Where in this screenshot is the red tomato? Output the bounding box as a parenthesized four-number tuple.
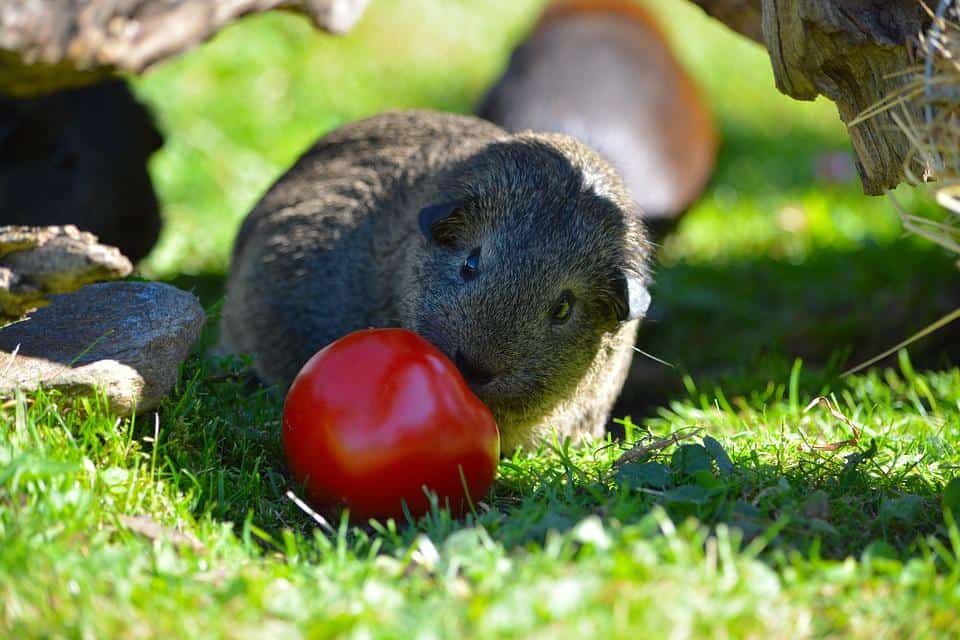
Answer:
(282, 328, 500, 520)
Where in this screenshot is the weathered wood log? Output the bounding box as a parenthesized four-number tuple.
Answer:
(0, 0, 370, 97)
(689, 0, 930, 195)
(763, 0, 928, 195)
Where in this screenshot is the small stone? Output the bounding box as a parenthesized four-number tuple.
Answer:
(0, 225, 133, 319)
(0, 281, 204, 415)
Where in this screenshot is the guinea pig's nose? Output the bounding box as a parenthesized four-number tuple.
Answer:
(454, 350, 496, 387)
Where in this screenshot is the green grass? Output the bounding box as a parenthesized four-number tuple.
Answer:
(5, 0, 960, 637)
(5, 362, 960, 637)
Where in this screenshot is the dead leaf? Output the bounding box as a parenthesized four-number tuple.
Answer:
(120, 514, 206, 553)
(614, 427, 702, 468)
(802, 396, 862, 451)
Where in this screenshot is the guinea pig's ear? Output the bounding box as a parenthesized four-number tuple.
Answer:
(611, 273, 651, 322)
(419, 201, 467, 246)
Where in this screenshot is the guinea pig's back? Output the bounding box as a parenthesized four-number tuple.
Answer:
(221, 111, 505, 387)
(477, 1, 716, 226)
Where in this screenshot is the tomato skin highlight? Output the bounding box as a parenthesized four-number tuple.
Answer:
(282, 328, 500, 520)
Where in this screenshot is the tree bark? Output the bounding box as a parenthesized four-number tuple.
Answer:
(689, 0, 929, 195)
(0, 0, 370, 97)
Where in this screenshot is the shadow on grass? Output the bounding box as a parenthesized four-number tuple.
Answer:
(158, 351, 954, 564)
(150, 236, 959, 563)
(489, 437, 949, 562)
(614, 238, 960, 421)
(711, 119, 853, 192)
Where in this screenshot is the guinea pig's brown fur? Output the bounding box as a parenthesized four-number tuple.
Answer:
(477, 0, 716, 234)
(221, 110, 653, 453)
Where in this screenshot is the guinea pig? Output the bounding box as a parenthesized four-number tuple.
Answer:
(221, 110, 652, 453)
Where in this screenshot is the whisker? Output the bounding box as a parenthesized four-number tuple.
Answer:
(631, 347, 675, 368)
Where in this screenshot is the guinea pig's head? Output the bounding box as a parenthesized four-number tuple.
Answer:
(409, 134, 652, 446)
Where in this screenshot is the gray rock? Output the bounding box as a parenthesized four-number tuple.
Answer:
(0, 225, 133, 319)
(0, 281, 205, 415)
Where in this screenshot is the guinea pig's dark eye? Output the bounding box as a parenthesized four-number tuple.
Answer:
(461, 247, 481, 281)
(550, 290, 575, 324)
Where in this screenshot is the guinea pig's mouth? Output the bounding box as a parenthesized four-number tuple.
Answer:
(453, 350, 499, 389)
(451, 350, 529, 406)
(464, 374, 549, 425)
(412, 324, 537, 413)
(450, 359, 504, 405)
